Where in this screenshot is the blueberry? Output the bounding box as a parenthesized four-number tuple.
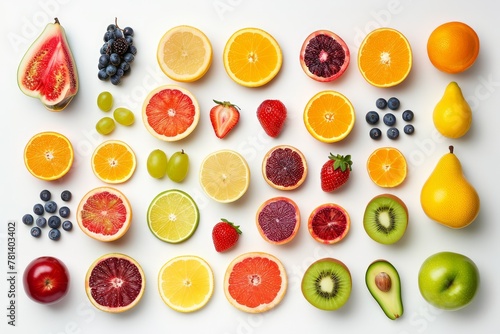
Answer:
(402, 110, 414, 122)
(128, 45, 137, 55)
(59, 206, 70, 218)
(48, 229, 61, 241)
(33, 203, 44, 216)
(123, 26, 134, 37)
(110, 53, 121, 66)
(404, 124, 415, 135)
(369, 128, 382, 140)
(387, 127, 400, 139)
(61, 190, 72, 202)
(376, 98, 387, 109)
(30, 227, 42, 238)
(48, 215, 61, 229)
(62, 220, 73, 231)
(105, 65, 117, 76)
(36, 216, 47, 228)
(365, 111, 379, 125)
(123, 53, 134, 63)
(22, 214, 34, 225)
(383, 113, 396, 126)
(45, 201, 57, 213)
(40, 189, 51, 201)
(110, 74, 121, 85)
(98, 69, 109, 81)
(387, 97, 400, 110)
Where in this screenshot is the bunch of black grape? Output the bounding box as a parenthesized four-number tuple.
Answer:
(98, 19, 137, 85)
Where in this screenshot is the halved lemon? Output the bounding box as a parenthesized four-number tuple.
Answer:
(157, 25, 213, 82)
(158, 255, 214, 313)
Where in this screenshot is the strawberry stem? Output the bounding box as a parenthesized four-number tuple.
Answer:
(213, 99, 240, 110)
(328, 153, 353, 172)
(221, 218, 242, 234)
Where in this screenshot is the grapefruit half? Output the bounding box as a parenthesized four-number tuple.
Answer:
(224, 252, 287, 313)
(142, 85, 200, 141)
(77, 187, 132, 242)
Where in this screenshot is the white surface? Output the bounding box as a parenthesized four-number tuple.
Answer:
(1, 0, 499, 333)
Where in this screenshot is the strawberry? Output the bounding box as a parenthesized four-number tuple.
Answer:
(212, 218, 242, 252)
(320, 153, 353, 192)
(210, 100, 240, 138)
(256, 99, 287, 137)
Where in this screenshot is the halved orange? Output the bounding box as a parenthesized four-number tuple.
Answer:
(366, 147, 407, 188)
(223, 27, 282, 87)
(303, 90, 355, 143)
(77, 187, 132, 242)
(358, 28, 412, 87)
(224, 252, 287, 313)
(262, 145, 307, 190)
(91, 140, 136, 184)
(24, 131, 73, 181)
(142, 85, 200, 141)
(157, 25, 213, 82)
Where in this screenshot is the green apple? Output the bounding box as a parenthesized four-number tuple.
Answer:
(418, 251, 479, 310)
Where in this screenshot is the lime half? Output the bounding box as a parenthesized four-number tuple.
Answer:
(147, 189, 199, 243)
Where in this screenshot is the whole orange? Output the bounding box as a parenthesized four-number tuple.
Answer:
(427, 21, 479, 74)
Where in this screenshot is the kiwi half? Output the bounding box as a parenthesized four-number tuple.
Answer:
(363, 194, 408, 245)
(301, 258, 352, 310)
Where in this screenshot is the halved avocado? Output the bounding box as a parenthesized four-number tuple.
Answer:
(366, 259, 403, 320)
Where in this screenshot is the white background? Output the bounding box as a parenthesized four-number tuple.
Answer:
(2, 0, 500, 333)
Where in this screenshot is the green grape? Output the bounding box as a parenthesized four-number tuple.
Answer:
(166, 150, 189, 182)
(113, 107, 135, 126)
(147, 149, 168, 179)
(97, 91, 113, 112)
(96, 117, 115, 135)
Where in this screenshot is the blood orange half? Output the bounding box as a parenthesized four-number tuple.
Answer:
(262, 145, 307, 190)
(142, 85, 200, 141)
(300, 30, 350, 82)
(85, 253, 145, 313)
(308, 203, 350, 244)
(224, 252, 287, 313)
(256, 197, 300, 245)
(77, 187, 132, 242)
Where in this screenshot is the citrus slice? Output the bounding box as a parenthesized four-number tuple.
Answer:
(23, 131, 73, 181)
(157, 25, 213, 82)
(147, 189, 199, 243)
(358, 28, 412, 87)
(85, 253, 145, 313)
(158, 255, 214, 313)
(91, 140, 136, 184)
(300, 30, 350, 82)
(77, 186, 132, 242)
(199, 149, 250, 203)
(427, 21, 479, 74)
(223, 27, 282, 87)
(224, 252, 287, 313)
(262, 145, 307, 190)
(303, 90, 355, 143)
(142, 85, 200, 141)
(308, 203, 350, 244)
(256, 197, 300, 245)
(366, 147, 407, 188)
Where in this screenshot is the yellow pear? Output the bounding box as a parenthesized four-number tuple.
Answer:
(433, 81, 472, 138)
(420, 146, 480, 228)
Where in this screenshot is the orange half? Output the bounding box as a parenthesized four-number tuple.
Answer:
(303, 90, 355, 143)
(24, 131, 74, 181)
(366, 147, 407, 187)
(358, 28, 412, 87)
(223, 27, 282, 87)
(91, 140, 136, 184)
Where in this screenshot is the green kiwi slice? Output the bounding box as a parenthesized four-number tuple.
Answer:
(363, 194, 408, 245)
(301, 258, 352, 310)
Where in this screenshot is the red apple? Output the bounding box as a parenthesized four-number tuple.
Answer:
(23, 256, 70, 304)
